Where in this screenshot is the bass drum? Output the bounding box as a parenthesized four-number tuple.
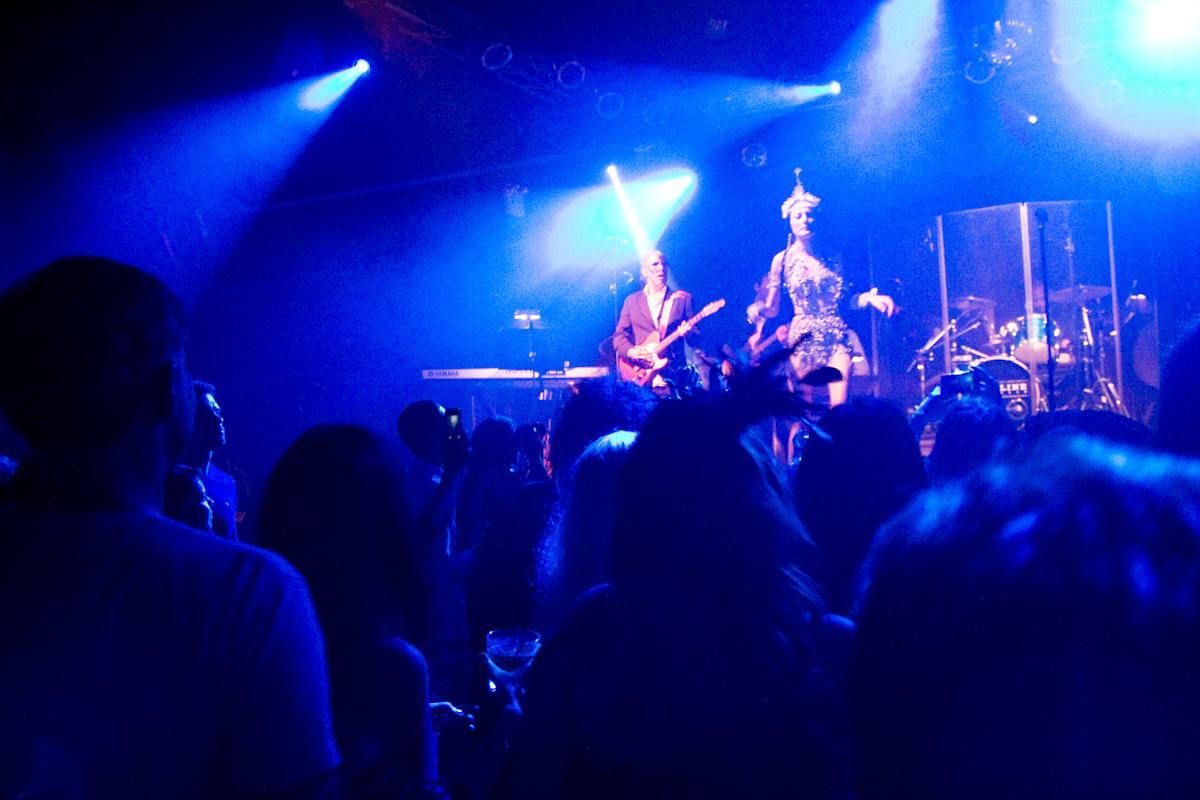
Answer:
(973, 357, 1033, 421)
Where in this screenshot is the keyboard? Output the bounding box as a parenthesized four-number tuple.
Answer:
(421, 366, 609, 381)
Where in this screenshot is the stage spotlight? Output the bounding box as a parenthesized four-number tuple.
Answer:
(1055, 0, 1200, 140)
(1027, 114, 1039, 124)
(596, 92, 625, 120)
(556, 60, 586, 89)
(741, 142, 768, 169)
(857, 0, 941, 117)
(775, 84, 835, 105)
(606, 166, 651, 256)
(828, 80, 842, 96)
(1142, 0, 1200, 47)
(964, 55, 997, 85)
(547, 167, 698, 272)
(299, 61, 371, 111)
(1050, 36, 1084, 66)
(482, 42, 513, 71)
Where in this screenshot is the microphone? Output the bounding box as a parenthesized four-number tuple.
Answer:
(1034, 208, 1049, 226)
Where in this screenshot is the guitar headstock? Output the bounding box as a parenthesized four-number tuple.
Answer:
(701, 298, 726, 317)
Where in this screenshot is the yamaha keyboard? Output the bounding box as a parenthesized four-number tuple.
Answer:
(421, 366, 609, 382)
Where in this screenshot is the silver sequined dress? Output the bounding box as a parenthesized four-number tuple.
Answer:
(767, 244, 851, 375)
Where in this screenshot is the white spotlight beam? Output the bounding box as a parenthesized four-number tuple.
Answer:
(606, 167, 652, 256)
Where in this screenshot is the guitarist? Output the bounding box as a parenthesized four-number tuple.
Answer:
(613, 250, 699, 391)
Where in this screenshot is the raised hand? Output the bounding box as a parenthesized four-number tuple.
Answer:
(862, 288, 899, 317)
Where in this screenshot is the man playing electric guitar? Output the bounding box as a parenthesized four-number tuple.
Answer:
(613, 250, 700, 392)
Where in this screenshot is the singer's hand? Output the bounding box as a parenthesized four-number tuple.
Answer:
(862, 289, 898, 317)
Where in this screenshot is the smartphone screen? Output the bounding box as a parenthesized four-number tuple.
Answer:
(446, 408, 462, 436)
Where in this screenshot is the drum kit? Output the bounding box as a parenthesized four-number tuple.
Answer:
(910, 285, 1126, 420)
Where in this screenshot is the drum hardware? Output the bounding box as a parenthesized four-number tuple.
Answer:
(951, 295, 998, 313)
(907, 317, 956, 398)
(1033, 208, 1059, 412)
(1073, 303, 1128, 414)
(908, 303, 1005, 400)
(1048, 284, 1112, 305)
(999, 314, 1069, 367)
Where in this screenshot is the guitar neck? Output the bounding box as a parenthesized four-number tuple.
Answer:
(651, 299, 725, 355)
(654, 321, 691, 354)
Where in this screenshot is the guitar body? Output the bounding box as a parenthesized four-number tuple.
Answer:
(617, 298, 726, 386)
(618, 331, 669, 386)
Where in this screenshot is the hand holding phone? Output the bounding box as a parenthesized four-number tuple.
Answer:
(443, 407, 469, 474)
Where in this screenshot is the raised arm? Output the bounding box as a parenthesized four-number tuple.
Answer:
(748, 252, 785, 324)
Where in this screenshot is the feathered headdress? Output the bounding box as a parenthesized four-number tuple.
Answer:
(780, 167, 820, 219)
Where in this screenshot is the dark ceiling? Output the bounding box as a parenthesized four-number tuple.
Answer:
(0, 1, 890, 178)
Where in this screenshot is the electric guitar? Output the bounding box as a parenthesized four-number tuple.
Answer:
(618, 298, 726, 386)
(748, 323, 791, 364)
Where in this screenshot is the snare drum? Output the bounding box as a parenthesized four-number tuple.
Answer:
(973, 357, 1033, 421)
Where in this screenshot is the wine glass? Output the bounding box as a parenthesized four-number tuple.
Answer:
(485, 628, 541, 711)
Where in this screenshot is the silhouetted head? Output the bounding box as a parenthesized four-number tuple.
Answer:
(470, 416, 517, 472)
(191, 380, 226, 452)
(854, 439, 1200, 799)
(0, 256, 192, 454)
(537, 430, 636, 630)
(927, 395, 1017, 484)
(396, 399, 448, 467)
(1026, 408, 1151, 450)
(260, 424, 428, 640)
(612, 397, 822, 632)
(794, 396, 926, 614)
(549, 379, 656, 476)
(164, 465, 213, 533)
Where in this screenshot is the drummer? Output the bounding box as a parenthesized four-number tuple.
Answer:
(951, 295, 1002, 362)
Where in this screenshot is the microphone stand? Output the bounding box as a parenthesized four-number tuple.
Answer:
(1035, 207, 1056, 412)
(602, 237, 627, 331)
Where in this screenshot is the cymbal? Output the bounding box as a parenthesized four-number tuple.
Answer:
(952, 295, 996, 312)
(1049, 284, 1111, 304)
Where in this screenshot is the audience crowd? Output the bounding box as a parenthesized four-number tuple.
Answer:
(2, 254, 1199, 798)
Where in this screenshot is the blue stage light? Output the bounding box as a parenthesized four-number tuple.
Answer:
(1141, 0, 1200, 48)
(828, 80, 842, 96)
(299, 63, 370, 112)
(1053, 0, 1200, 141)
(547, 167, 699, 272)
(862, 0, 941, 110)
(606, 166, 651, 255)
(775, 84, 833, 105)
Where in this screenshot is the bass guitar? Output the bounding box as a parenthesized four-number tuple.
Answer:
(618, 298, 725, 386)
